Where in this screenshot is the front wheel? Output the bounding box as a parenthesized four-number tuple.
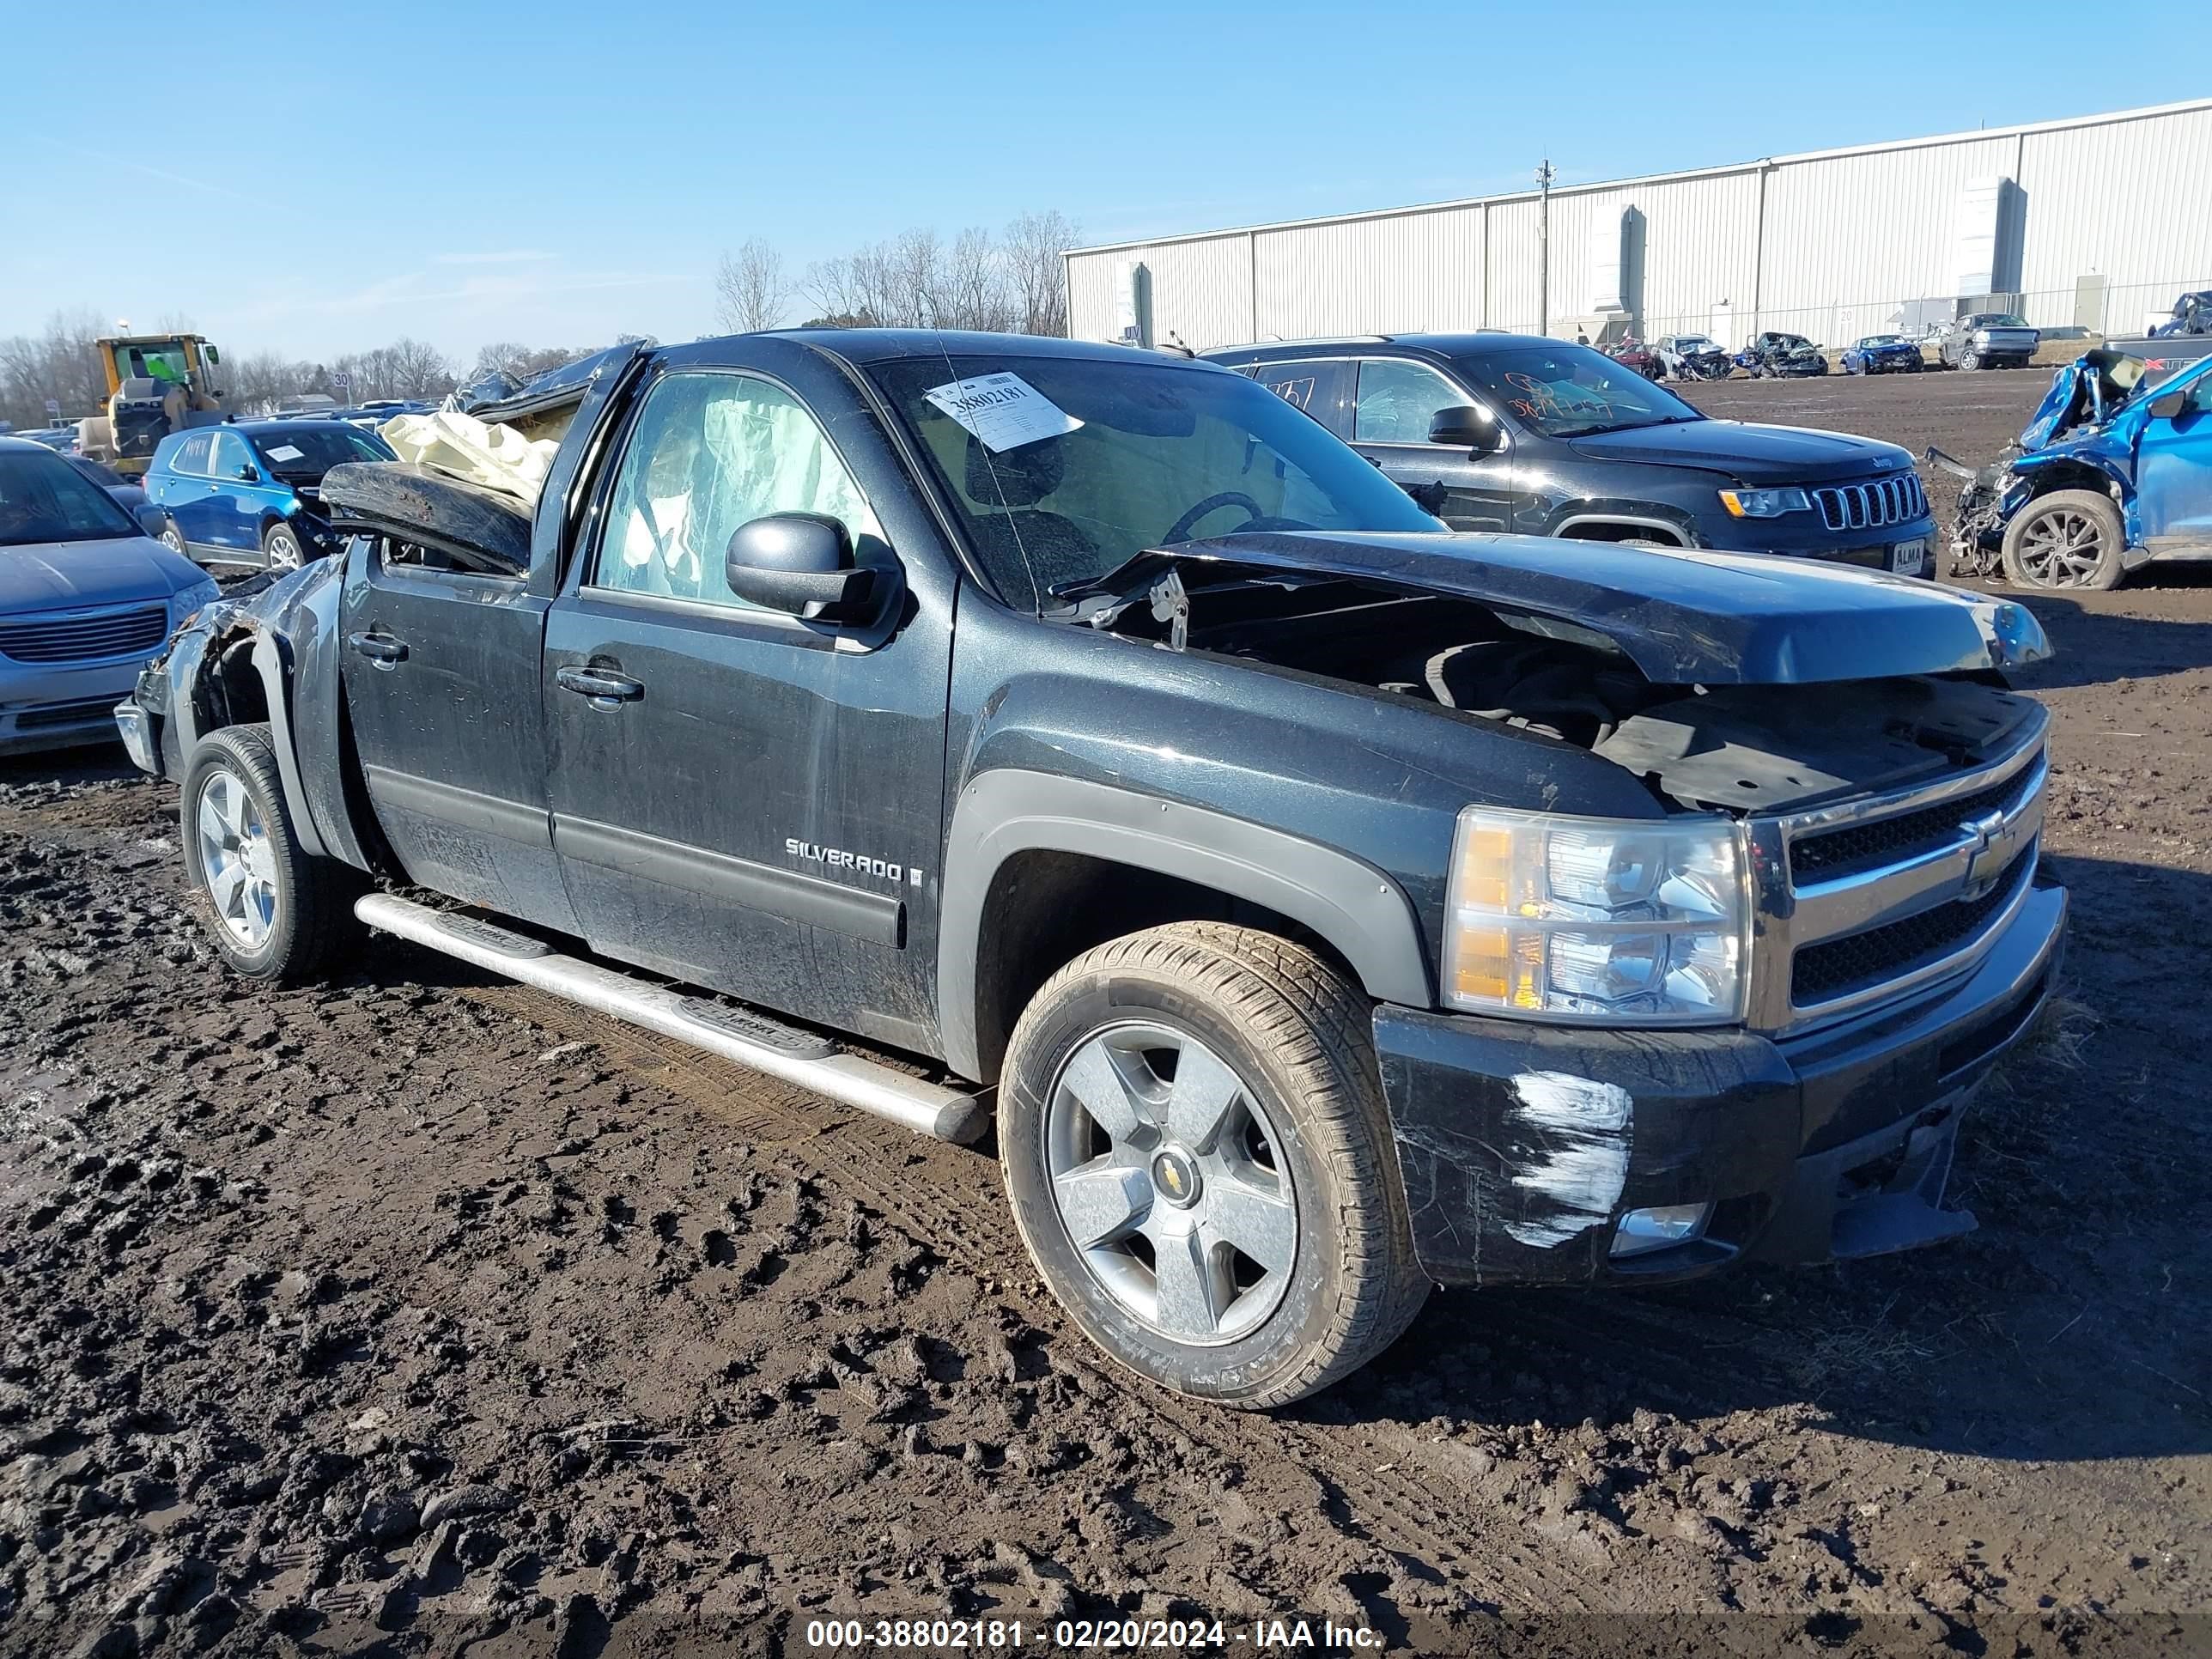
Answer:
(156, 516, 189, 559)
(2002, 489, 2124, 590)
(999, 922, 1428, 1409)
(182, 723, 362, 980)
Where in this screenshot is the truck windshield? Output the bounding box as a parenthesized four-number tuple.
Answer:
(0, 448, 139, 547)
(870, 353, 1438, 608)
(1447, 343, 1703, 439)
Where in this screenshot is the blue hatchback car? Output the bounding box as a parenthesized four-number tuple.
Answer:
(145, 419, 396, 569)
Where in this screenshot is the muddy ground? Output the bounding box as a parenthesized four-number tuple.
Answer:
(1, 369, 2206, 1658)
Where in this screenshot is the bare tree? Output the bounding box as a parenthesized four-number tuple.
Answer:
(1003, 209, 1076, 337)
(383, 337, 457, 398)
(714, 239, 792, 334)
(0, 310, 111, 431)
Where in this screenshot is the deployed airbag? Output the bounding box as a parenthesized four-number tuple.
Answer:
(376, 410, 561, 505)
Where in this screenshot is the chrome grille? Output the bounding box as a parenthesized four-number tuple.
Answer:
(1813, 473, 1927, 534)
(1747, 718, 2048, 1032)
(0, 604, 167, 665)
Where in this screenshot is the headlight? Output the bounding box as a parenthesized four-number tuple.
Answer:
(1443, 807, 1750, 1026)
(1972, 329, 1992, 344)
(170, 577, 220, 626)
(1717, 487, 1810, 518)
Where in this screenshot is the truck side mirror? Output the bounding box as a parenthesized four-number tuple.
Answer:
(1429, 405, 1503, 453)
(2148, 390, 2188, 421)
(724, 513, 884, 621)
(235, 462, 259, 482)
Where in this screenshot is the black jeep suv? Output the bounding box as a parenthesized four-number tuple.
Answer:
(1205, 333, 1933, 577)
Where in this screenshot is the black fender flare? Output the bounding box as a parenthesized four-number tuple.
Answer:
(936, 769, 1431, 1081)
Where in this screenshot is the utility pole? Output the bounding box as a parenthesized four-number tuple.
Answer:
(1535, 159, 1556, 337)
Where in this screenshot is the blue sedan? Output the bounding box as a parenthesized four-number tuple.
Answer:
(1842, 334, 1926, 375)
(145, 418, 396, 569)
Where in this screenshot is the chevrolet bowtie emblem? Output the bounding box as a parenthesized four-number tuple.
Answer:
(1960, 809, 2011, 895)
(1160, 1164, 1183, 1194)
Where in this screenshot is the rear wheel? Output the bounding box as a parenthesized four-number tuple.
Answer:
(2002, 488, 2124, 591)
(182, 723, 362, 980)
(999, 922, 1428, 1408)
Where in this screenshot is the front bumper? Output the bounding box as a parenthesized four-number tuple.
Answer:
(1375, 879, 2066, 1286)
(0, 659, 146, 757)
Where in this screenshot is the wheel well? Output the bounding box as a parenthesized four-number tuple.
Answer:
(198, 631, 270, 731)
(1553, 517, 1689, 546)
(969, 849, 1357, 1084)
(2021, 462, 2120, 507)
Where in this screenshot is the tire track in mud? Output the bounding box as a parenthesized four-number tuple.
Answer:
(455, 980, 1611, 1617)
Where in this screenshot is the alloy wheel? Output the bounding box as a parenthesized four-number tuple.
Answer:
(1042, 1021, 1297, 1346)
(160, 526, 186, 556)
(196, 767, 278, 949)
(266, 528, 303, 570)
(2015, 506, 2107, 587)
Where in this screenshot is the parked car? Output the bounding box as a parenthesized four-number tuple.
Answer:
(1654, 333, 1731, 380)
(1932, 344, 2212, 588)
(118, 330, 2063, 1407)
(0, 435, 217, 755)
(2149, 290, 2212, 338)
(1938, 313, 2039, 371)
(1841, 334, 1926, 375)
(11, 426, 79, 453)
(1600, 337, 1662, 380)
(145, 419, 397, 569)
(1206, 332, 1935, 575)
(64, 453, 163, 535)
(1734, 332, 1829, 377)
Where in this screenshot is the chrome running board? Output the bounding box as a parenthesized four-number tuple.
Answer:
(355, 892, 989, 1144)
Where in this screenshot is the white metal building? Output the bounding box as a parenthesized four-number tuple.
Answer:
(1064, 99, 2212, 352)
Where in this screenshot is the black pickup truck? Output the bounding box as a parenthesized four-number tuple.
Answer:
(116, 331, 2066, 1407)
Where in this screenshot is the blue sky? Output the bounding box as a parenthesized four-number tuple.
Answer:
(1, 0, 2194, 365)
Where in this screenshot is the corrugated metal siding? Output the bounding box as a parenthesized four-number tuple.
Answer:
(1759, 135, 2017, 337)
(1252, 205, 1485, 341)
(2017, 106, 2212, 315)
(1065, 102, 2212, 348)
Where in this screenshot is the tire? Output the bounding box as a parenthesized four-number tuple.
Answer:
(262, 520, 306, 570)
(181, 723, 362, 981)
(1961, 349, 1983, 371)
(2001, 489, 2125, 591)
(999, 922, 1429, 1409)
(155, 515, 190, 559)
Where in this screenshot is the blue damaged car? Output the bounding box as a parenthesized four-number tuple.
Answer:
(1841, 335, 1925, 376)
(1931, 346, 2212, 589)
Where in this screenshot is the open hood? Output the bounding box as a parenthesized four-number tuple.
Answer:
(1068, 530, 2049, 686)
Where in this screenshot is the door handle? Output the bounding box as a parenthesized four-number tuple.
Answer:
(556, 665, 644, 707)
(346, 631, 408, 668)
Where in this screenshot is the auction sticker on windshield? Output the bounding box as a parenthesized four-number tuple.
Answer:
(923, 372, 1082, 453)
(264, 444, 305, 463)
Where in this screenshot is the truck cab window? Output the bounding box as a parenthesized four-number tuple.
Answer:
(593, 371, 880, 611)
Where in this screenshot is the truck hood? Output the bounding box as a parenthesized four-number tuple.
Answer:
(1086, 530, 2048, 685)
(0, 536, 202, 616)
(1565, 418, 1913, 484)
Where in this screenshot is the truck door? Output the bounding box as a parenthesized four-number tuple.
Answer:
(2136, 368, 2212, 550)
(1348, 356, 1522, 532)
(337, 532, 579, 933)
(541, 356, 954, 1055)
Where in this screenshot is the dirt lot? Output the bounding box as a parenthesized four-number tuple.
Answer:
(2, 368, 2207, 1658)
